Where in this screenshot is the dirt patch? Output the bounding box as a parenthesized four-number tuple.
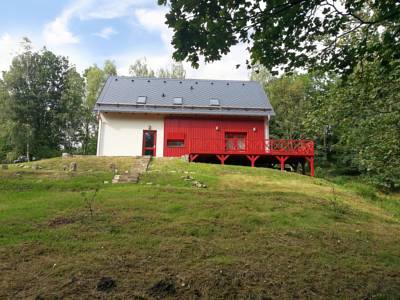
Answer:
(97, 277, 116, 292)
(48, 216, 75, 227)
(148, 278, 176, 298)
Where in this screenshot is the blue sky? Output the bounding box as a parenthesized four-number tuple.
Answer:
(0, 0, 249, 79)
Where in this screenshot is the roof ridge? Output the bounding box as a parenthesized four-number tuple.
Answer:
(109, 75, 258, 83)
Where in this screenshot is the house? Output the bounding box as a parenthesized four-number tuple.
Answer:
(94, 76, 314, 176)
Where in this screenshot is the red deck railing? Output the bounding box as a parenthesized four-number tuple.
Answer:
(188, 138, 314, 156)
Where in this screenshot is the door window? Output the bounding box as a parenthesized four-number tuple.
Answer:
(143, 130, 156, 156)
(225, 132, 247, 151)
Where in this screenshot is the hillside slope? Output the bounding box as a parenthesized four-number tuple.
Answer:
(0, 157, 399, 299)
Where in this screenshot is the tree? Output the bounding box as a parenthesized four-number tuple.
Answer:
(129, 58, 155, 77)
(58, 68, 85, 152)
(103, 59, 117, 76)
(251, 67, 315, 139)
(1, 40, 85, 159)
(129, 58, 186, 78)
(159, 0, 400, 75)
(82, 60, 118, 154)
(158, 61, 186, 78)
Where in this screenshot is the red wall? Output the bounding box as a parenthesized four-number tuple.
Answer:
(164, 116, 265, 156)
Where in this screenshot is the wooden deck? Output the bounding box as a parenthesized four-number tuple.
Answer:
(188, 139, 315, 176)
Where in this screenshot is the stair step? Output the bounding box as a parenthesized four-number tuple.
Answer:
(111, 156, 151, 184)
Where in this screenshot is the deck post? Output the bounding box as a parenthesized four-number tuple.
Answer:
(305, 156, 315, 177)
(276, 156, 289, 171)
(216, 154, 229, 165)
(246, 155, 260, 167)
(189, 154, 199, 162)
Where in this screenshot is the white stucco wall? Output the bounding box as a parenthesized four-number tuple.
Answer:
(97, 113, 164, 157)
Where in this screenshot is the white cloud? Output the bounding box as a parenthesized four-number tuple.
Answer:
(0, 33, 18, 73)
(42, 0, 90, 46)
(134, 8, 172, 50)
(185, 44, 250, 80)
(131, 7, 249, 80)
(82, 0, 149, 19)
(39, 0, 250, 80)
(94, 27, 117, 39)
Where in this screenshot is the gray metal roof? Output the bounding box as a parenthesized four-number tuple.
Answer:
(94, 76, 275, 117)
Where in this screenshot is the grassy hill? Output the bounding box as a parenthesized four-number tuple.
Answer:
(0, 157, 399, 299)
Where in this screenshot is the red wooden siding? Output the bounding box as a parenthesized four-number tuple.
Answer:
(164, 117, 265, 157)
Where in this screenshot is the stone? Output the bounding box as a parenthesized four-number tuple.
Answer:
(69, 162, 77, 172)
(192, 180, 207, 188)
(62, 152, 72, 158)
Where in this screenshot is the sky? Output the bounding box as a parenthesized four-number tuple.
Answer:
(0, 0, 250, 79)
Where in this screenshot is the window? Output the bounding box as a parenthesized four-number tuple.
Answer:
(167, 139, 184, 148)
(173, 97, 183, 105)
(210, 98, 220, 106)
(137, 96, 147, 104)
(225, 132, 247, 151)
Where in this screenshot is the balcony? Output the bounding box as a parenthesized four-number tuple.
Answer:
(188, 138, 314, 156)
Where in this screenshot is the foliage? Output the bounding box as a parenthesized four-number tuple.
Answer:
(319, 61, 400, 189)
(0, 40, 85, 159)
(251, 67, 316, 139)
(129, 57, 156, 77)
(82, 60, 118, 154)
(159, 0, 400, 75)
(129, 57, 186, 78)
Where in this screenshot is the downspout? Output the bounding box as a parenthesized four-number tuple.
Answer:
(96, 113, 103, 156)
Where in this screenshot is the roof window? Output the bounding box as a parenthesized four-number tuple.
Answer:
(210, 98, 220, 106)
(137, 96, 147, 104)
(173, 97, 183, 105)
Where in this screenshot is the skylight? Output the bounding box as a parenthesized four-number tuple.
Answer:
(137, 96, 147, 104)
(173, 97, 183, 105)
(210, 98, 220, 106)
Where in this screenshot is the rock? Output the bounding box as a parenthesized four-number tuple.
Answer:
(62, 152, 72, 158)
(69, 162, 77, 172)
(1, 164, 8, 170)
(97, 277, 116, 292)
(148, 279, 176, 298)
(192, 180, 207, 188)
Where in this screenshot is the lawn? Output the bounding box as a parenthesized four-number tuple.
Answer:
(0, 157, 399, 299)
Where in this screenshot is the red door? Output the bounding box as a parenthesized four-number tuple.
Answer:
(142, 130, 157, 156)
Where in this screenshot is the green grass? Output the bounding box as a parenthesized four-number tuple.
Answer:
(1, 157, 400, 299)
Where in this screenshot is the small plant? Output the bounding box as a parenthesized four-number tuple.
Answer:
(81, 188, 99, 218)
(329, 186, 348, 218)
